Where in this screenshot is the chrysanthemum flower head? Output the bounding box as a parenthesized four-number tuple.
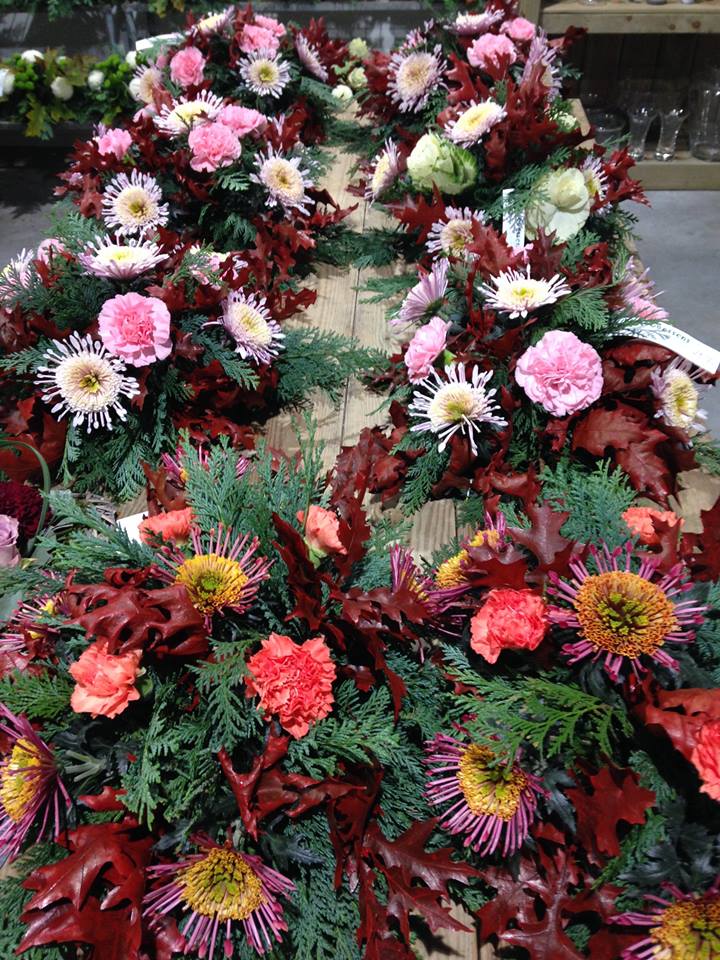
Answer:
(102, 169, 169, 237)
(409, 363, 506, 456)
(37, 333, 140, 432)
(295, 33, 328, 81)
(479, 266, 571, 319)
(129, 63, 162, 105)
(434, 513, 507, 588)
(191, 6, 233, 36)
(239, 50, 291, 98)
(451, 9, 504, 35)
(549, 542, 706, 681)
(425, 734, 542, 856)
(388, 45, 446, 113)
(0, 248, 35, 306)
(445, 100, 506, 147)
(144, 839, 295, 957)
(366, 140, 401, 202)
(621, 259, 668, 323)
(1, 585, 66, 661)
(0, 704, 70, 864)
(582, 155, 608, 202)
(390, 544, 464, 620)
(426, 207, 484, 260)
(251, 148, 313, 216)
(614, 882, 720, 960)
(651, 357, 708, 435)
(207, 290, 284, 365)
(394, 258, 449, 327)
(154, 90, 224, 136)
(79, 235, 166, 280)
(154, 524, 271, 621)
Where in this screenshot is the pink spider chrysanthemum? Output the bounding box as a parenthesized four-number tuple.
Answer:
(390, 545, 463, 617)
(622, 258, 669, 324)
(409, 363, 507, 455)
(424, 734, 542, 857)
(143, 839, 295, 958)
(160, 445, 249, 488)
(130, 63, 162, 106)
(1, 585, 66, 660)
(650, 357, 709, 436)
(251, 148, 314, 216)
(451, 9, 504, 35)
(102, 170, 169, 237)
(207, 290, 284, 365)
(239, 50, 291, 99)
(153, 524, 271, 621)
(549, 542, 706, 682)
(394, 258, 449, 327)
(0, 704, 70, 865)
(365, 140, 402, 202)
(0, 248, 35, 304)
(613, 882, 720, 959)
(433, 512, 508, 589)
(78, 235, 166, 280)
(522, 33, 561, 99)
(387, 45, 446, 113)
(154, 91, 224, 137)
(582, 155, 608, 203)
(426, 207, 484, 260)
(478, 265, 571, 319)
(444, 100, 506, 147)
(190, 7, 233, 36)
(295, 33, 328, 81)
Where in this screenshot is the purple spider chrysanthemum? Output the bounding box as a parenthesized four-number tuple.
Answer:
(650, 357, 709, 436)
(444, 100, 506, 147)
(207, 290, 284, 365)
(365, 140, 402, 202)
(612, 882, 720, 959)
(251, 148, 314, 216)
(426, 207, 484, 260)
(388, 45, 446, 113)
(394, 258, 449, 327)
(295, 33, 328, 81)
(78, 235, 166, 280)
(478, 265, 571, 319)
(154, 90, 224, 136)
(239, 51, 291, 99)
(451, 9, 504, 35)
(102, 170, 169, 237)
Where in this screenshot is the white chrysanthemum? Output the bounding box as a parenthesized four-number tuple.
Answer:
(295, 34, 328, 81)
(451, 9, 504, 34)
(191, 7, 233, 36)
(78, 235, 166, 280)
(206, 290, 284, 365)
(479, 266, 571, 319)
(154, 91, 223, 136)
(426, 207, 484, 260)
(251, 148, 313, 216)
(0, 248, 34, 305)
(388, 46, 446, 113)
(36, 333, 139, 432)
(409, 363, 506, 455)
(102, 170, 169, 237)
(366, 140, 401, 202)
(239, 51, 291, 99)
(651, 359, 708, 435)
(445, 100, 506, 147)
(582, 156, 607, 202)
(130, 64, 162, 105)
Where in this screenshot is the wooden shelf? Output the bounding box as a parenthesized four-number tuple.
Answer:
(633, 150, 720, 188)
(532, 0, 720, 32)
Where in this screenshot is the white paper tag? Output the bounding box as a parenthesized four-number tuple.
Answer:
(625, 321, 720, 374)
(117, 511, 147, 544)
(502, 188, 526, 252)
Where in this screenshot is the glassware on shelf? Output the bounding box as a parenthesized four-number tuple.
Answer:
(586, 107, 626, 145)
(689, 82, 720, 162)
(654, 87, 688, 161)
(618, 81, 658, 161)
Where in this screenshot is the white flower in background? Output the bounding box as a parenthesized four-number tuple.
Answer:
(50, 77, 74, 101)
(479, 266, 571, 319)
(21, 49, 44, 64)
(192, 7, 234, 36)
(251, 148, 314, 216)
(426, 207, 484, 260)
(445, 100, 506, 147)
(154, 91, 224, 136)
(130, 64, 162, 105)
(125, 50, 138, 68)
(451, 9, 504, 35)
(651, 358, 708, 435)
(0, 67, 14, 98)
(525, 167, 591, 242)
(554, 109, 579, 132)
(87, 69, 104, 91)
(295, 34, 328, 81)
(348, 37, 369, 59)
(78, 235, 166, 280)
(36, 333, 139, 432)
(409, 363, 506, 455)
(207, 290, 284, 365)
(239, 51, 291, 99)
(102, 170, 169, 236)
(0, 248, 34, 305)
(347, 66, 367, 90)
(388, 46, 446, 113)
(581, 156, 607, 202)
(366, 139, 401, 202)
(332, 84, 354, 105)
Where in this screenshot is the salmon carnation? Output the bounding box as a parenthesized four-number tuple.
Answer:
(297, 505, 347, 561)
(622, 506, 683, 545)
(691, 718, 720, 802)
(246, 633, 336, 738)
(470, 588, 547, 664)
(69, 643, 142, 719)
(139, 507, 194, 544)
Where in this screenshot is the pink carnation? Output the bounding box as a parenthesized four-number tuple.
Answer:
(96, 128, 133, 160)
(217, 104, 267, 138)
(254, 14, 285, 37)
(239, 23, 280, 54)
(501, 17, 536, 42)
(467, 33, 517, 71)
(98, 291, 172, 367)
(187, 120, 241, 172)
(515, 330, 603, 417)
(0, 514, 19, 567)
(404, 316, 450, 383)
(169, 46, 205, 88)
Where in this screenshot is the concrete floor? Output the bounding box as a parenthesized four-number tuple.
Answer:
(1, 150, 719, 426)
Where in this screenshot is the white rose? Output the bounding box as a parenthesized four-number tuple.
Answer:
(87, 69, 104, 91)
(50, 76, 74, 101)
(526, 167, 591, 242)
(348, 37, 369, 59)
(125, 50, 138, 67)
(0, 67, 14, 97)
(347, 66, 367, 90)
(331, 84, 353, 105)
(128, 77, 142, 101)
(21, 49, 44, 63)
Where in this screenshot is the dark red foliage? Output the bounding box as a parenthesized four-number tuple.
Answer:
(0, 395, 66, 482)
(637, 684, 720, 763)
(0, 478, 44, 541)
(567, 766, 655, 862)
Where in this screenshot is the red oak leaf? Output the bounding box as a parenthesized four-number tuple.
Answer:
(567, 767, 655, 861)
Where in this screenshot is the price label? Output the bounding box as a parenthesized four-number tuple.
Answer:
(502, 189, 526, 252)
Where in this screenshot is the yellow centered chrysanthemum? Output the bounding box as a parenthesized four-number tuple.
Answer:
(575, 570, 677, 659)
(173, 101, 209, 127)
(652, 898, 720, 959)
(98, 247, 142, 266)
(175, 553, 249, 615)
(452, 103, 501, 142)
(0, 739, 41, 822)
(178, 848, 266, 923)
(197, 12, 224, 31)
(371, 155, 392, 196)
(227, 303, 272, 346)
(55, 354, 122, 413)
(428, 383, 481, 427)
(662, 372, 700, 430)
(115, 186, 159, 229)
(264, 159, 303, 201)
(440, 219, 474, 257)
(252, 60, 280, 86)
(457, 745, 528, 821)
(435, 528, 501, 587)
(397, 54, 433, 98)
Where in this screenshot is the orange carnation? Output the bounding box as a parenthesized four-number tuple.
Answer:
(297, 505, 346, 563)
(139, 507, 194, 544)
(470, 588, 547, 664)
(622, 506, 683, 546)
(246, 632, 336, 738)
(70, 643, 142, 719)
(691, 718, 720, 802)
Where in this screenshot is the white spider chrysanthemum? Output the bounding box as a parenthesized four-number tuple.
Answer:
(366, 140, 401, 202)
(445, 100, 506, 147)
(239, 51, 291, 99)
(426, 207, 484, 260)
(191, 7, 233, 36)
(102, 170, 169, 237)
(36, 333, 139, 432)
(78, 235, 166, 280)
(651, 358, 708, 436)
(582, 156, 608, 202)
(154, 91, 224, 136)
(409, 364, 506, 455)
(129, 64, 162, 105)
(206, 290, 284, 365)
(251, 148, 314, 216)
(388, 46, 446, 113)
(451, 9, 504, 34)
(479, 266, 571, 319)
(295, 34, 328, 81)
(0, 248, 34, 305)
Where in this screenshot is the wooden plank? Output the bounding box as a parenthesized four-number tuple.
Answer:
(634, 151, 720, 189)
(415, 903, 479, 960)
(541, 0, 720, 34)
